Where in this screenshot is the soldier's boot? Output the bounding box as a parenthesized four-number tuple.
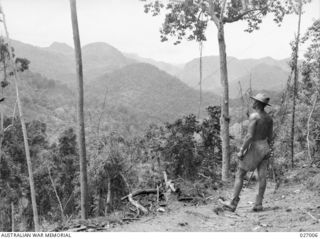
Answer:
(219, 196, 240, 212)
(252, 195, 263, 212)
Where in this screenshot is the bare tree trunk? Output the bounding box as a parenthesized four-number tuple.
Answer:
(198, 41, 203, 119)
(290, 0, 302, 168)
(119, 172, 131, 193)
(105, 177, 111, 215)
(218, 23, 230, 182)
(11, 202, 14, 232)
(46, 166, 65, 222)
(96, 88, 108, 137)
(69, 0, 88, 220)
(307, 94, 318, 164)
(0, 4, 40, 231)
(97, 189, 104, 216)
(0, 109, 3, 158)
(239, 81, 244, 136)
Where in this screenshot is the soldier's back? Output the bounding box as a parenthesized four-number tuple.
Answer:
(252, 112, 273, 141)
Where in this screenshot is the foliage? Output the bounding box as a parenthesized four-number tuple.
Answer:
(0, 37, 30, 89)
(299, 19, 320, 163)
(141, 0, 304, 45)
(145, 106, 222, 180)
(87, 131, 147, 216)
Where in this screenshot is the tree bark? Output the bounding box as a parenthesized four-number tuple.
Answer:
(69, 0, 88, 220)
(46, 166, 65, 222)
(307, 94, 318, 164)
(198, 41, 203, 119)
(11, 202, 14, 232)
(105, 177, 111, 215)
(290, 0, 302, 168)
(0, 4, 40, 231)
(217, 23, 230, 182)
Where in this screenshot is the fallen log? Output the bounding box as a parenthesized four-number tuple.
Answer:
(121, 189, 157, 201)
(178, 196, 204, 202)
(128, 194, 148, 214)
(122, 218, 140, 221)
(178, 197, 194, 202)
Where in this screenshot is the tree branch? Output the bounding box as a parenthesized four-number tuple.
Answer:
(223, 6, 268, 23)
(209, 0, 220, 27)
(220, 0, 227, 22)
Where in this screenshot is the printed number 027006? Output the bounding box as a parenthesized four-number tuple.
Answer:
(300, 233, 318, 238)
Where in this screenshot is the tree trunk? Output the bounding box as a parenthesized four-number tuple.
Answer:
(217, 23, 230, 182)
(11, 202, 14, 232)
(290, 0, 302, 168)
(47, 166, 65, 222)
(307, 94, 317, 164)
(69, 0, 88, 220)
(0, 4, 40, 231)
(105, 177, 111, 215)
(198, 41, 203, 119)
(0, 109, 3, 158)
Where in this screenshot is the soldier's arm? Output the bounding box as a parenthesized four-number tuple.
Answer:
(239, 113, 258, 154)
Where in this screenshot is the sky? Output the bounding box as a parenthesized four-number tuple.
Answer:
(1, 0, 319, 64)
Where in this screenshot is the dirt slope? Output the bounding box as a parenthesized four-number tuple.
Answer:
(112, 180, 320, 232)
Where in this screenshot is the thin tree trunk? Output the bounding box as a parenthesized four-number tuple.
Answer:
(218, 23, 230, 182)
(239, 81, 244, 136)
(0, 4, 40, 231)
(105, 177, 111, 215)
(0, 110, 3, 158)
(97, 189, 103, 216)
(46, 166, 65, 222)
(307, 94, 318, 164)
(69, 0, 88, 219)
(290, 0, 302, 168)
(11, 202, 14, 232)
(198, 41, 203, 119)
(119, 172, 131, 193)
(96, 88, 108, 137)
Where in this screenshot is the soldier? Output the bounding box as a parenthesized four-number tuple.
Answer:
(220, 93, 273, 212)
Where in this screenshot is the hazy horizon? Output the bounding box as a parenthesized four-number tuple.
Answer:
(13, 38, 296, 66)
(2, 0, 320, 64)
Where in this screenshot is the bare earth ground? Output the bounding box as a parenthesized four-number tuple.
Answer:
(111, 177, 320, 232)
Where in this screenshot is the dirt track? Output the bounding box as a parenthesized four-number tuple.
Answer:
(112, 180, 320, 232)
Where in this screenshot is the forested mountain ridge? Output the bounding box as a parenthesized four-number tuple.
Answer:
(7, 39, 293, 137)
(178, 55, 291, 97)
(124, 52, 184, 77)
(86, 63, 219, 126)
(12, 40, 134, 84)
(12, 39, 291, 99)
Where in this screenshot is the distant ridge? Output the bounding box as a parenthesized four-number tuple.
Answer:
(45, 42, 74, 54)
(11, 39, 290, 98)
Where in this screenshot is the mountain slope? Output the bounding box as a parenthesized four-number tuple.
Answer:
(229, 63, 288, 97)
(82, 42, 135, 79)
(12, 40, 76, 83)
(12, 40, 134, 83)
(87, 63, 219, 124)
(44, 42, 74, 55)
(179, 55, 290, 96)
(124, 53, 184, 77)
